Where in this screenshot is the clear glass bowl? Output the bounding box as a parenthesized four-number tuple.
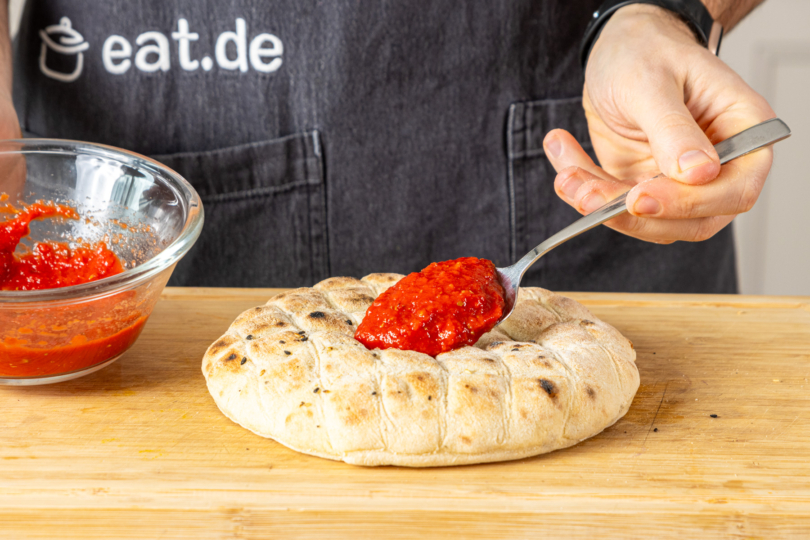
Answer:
(0, 139, 203, 385)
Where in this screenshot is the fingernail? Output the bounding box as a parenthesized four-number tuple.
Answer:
(678, 150, 712, 172)
(633, 195, 661, 215)
(561, 175, 583, 199)
(581, 192, 606, 214)
(545, 136, 562, 158)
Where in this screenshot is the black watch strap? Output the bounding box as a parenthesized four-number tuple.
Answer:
(580, 0, 723, 71)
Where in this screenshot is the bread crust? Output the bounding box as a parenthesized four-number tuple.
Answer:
(202, 274, 639, 467)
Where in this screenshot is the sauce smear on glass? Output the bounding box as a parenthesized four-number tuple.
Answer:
(355, 257, 505, 356)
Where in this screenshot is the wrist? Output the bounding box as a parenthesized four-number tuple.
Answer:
(581, 0, 723, 71)
(588, 4, 703, 74)
(592, 4, 701, 63)
(609, 4, 696, 41)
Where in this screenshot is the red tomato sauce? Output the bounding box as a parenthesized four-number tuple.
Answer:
(355, 257, 505, 356)
(0, 200, 123, 291)
(0, 197, 144, 378)
(0, 313, 147, 377)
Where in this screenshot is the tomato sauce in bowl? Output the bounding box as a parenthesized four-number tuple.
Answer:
(0, 304, 148, 377)
(0, 138, 203, 385)
(355, 257, 505, 356)
(0, 197, 148, 379)
(0, 198, 124, 291)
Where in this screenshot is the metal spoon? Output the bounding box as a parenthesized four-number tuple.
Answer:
(496, 117, 792, 323)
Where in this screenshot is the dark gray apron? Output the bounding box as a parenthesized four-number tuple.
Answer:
(12, 0, 737, 293)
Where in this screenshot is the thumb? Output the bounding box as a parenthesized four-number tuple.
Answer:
(630, 76, 720, 185)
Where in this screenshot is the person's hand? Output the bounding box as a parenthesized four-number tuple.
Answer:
(0, 89, 20, 140)
(0, 4, 24, 198)
(0, 89, 25, 199)
(543, 4, 775, 244)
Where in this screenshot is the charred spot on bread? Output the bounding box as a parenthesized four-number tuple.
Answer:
(245, 334, 254, 340)
(309, 311, 326, 319)
(585, 386, 596, 399)
(284, 350, 291, 356)
(538, 378, 557, 398)
(225, 353, 238, 362)
(240, 357, 247, 365)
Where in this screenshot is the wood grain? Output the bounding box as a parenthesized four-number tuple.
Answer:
(2, 288, 809, 539)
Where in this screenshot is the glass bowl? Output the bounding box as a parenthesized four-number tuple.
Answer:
(0, 139, 203, 385)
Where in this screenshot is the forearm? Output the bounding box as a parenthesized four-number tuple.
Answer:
(701, 0, 766, 30)
(0, 0, 11, 96)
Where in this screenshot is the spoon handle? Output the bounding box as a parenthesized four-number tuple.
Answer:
(511, 118, 791, 276)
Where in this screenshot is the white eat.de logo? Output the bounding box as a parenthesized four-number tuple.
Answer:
(38, 17, 284, 82)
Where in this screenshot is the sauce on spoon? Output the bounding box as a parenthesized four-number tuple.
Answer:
(355, 257, 505, 356)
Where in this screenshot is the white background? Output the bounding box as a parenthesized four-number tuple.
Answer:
(721, 0, 809, 295)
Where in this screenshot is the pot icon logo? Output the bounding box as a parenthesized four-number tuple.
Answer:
(39, 17, 89, 82)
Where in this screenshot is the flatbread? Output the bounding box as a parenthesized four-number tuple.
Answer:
(202, 274, 639, 467)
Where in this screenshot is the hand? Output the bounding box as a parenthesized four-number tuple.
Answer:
(0, 89, 25, 198)
(543, 5, 775, 244)
(0, 3, 24, 199)
(0, 89, 20, 140)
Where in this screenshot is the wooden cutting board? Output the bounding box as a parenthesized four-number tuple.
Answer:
(2, 288, 809, 539)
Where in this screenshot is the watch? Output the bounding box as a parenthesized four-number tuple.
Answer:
(580, 0, 724, 71)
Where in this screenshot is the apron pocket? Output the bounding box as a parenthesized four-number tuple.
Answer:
(152, 131, 328, 287)
(506, 97, 595, 285)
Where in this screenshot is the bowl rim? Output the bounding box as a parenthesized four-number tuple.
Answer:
(0, 138, 204, 303)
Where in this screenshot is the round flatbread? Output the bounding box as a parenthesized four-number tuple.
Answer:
(202, 274, 639, 467)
